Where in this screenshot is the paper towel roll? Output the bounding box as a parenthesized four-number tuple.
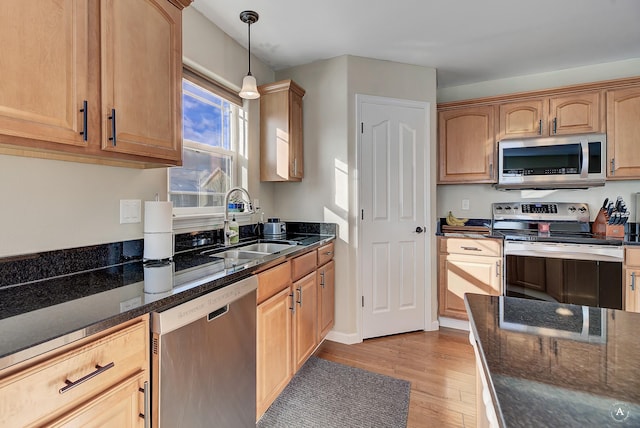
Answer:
(144, 201, 173, 233)
(144, 232, 173, 260)
(144, 262, 174, 293)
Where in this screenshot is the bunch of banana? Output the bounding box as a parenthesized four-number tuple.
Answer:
(446, 211, 468, 226)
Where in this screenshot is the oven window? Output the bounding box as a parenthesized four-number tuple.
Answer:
(502, 144, 581, 176)
(505, 255, 622, 309)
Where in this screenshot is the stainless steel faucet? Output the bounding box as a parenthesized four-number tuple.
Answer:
(223, 187, 253, 245)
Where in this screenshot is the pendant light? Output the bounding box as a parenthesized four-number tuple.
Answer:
(239, 10, 260, 99)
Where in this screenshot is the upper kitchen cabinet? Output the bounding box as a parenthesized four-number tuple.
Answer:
(0, 0, 190, 168)
(100, 0, 183, 164)
(438, 106, 496, 184)
(0, 2, 92, 150)
(259, 80, 306, 182)
(498, 91, 603, 140)
(606, 85, 640, 179)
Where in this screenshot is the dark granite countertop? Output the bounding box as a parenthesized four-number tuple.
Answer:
(0, 233, 334, 370)
(465, 293, 640, 427)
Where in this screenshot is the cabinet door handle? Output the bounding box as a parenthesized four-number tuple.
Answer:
(289, 292, 296, 313)
(632, 272, 636, 291)
(495, 260, 500, 277)
(489, 162, 494, 180)
(461, 246, 481, 251)
(293, 158, 298, 176)
(538, 337, 543, 354)
(552, 117, 557, 134)
(80, 100, 88, 142)
(297, 286, 303, 306)
(538, 119, 542, 135)
(108, 108, 117, 146)
(610, 158, 616, 175)
(320, 271, 325, 288)
(59, 362, 115, 394)
(139, 381, 150, 428)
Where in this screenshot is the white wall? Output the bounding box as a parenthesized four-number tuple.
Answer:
(275, 55, 438, 339)
(0, 7, 275, 258)
(437, 58, 640, 222)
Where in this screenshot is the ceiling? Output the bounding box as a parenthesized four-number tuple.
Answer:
(192, 0, 640, 88)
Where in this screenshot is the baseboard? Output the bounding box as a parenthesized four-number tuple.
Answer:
(426, 319, 440, 331)
(439, 317, 470, 331)
(325, 330, 361, 344)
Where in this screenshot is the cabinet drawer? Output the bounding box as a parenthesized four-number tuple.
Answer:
(257, 261, 292, 305)
(625, 247, 640, 267)
(317, 242, 334, 266)
(0, 318, 147, 427)
(441, 237, 502, 257)
(291, 251, 317, 281)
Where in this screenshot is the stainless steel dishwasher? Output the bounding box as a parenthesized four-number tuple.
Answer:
(150, 275, 257, 428)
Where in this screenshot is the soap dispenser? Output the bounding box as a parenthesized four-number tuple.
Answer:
(229, 215, 240, 244)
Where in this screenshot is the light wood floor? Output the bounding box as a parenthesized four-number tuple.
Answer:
(314, 328, 477, 428)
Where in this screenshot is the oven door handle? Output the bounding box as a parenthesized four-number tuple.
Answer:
(580, 139, 589, 178)
(505, 246, 623, 262)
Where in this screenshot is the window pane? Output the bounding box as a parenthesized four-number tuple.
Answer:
(182, 80, 232, 150)
(169, 148, 233, 208)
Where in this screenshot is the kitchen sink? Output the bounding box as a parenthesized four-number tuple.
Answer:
(209, 250, 269, 260)
(238, 243, 296, 253)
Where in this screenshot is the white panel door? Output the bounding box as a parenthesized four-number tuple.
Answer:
(360, 96, 428, 339)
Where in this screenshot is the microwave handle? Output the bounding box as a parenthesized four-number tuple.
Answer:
(580, 140, 589, 178)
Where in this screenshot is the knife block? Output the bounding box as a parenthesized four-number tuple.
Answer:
(592, 209, 625, 238)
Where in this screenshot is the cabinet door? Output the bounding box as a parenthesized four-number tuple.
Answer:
(438, 106, 496, 183)
(100, 0, 182, 163)
(256, 287, 294, 418)
(439, 253, 501, 320)
(49, 374, 146, 428)
(289, 91, 304, 179)
(550, 91, 602, 135)
(499, 99, 547, 139)
(317, 260, 335, 342)
(294, 272, 317, 370)
(607, 86, 640, 178)
(0, 1, 91, 148)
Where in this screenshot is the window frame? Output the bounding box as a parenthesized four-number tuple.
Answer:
(170, 66, 249, 228)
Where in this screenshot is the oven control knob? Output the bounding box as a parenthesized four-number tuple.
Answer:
(568, 206, 576, 212)
(505, 206, 511, 210)
(578, 206, 587, 212)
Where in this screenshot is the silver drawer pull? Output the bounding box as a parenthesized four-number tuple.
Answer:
(324, 251, 333, 256)
(59, 362, 115, 394)
(461, 246, 481, 251)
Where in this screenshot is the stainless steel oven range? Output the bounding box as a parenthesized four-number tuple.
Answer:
(492, 202, 623, 309)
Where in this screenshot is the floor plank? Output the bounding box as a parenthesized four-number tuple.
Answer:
(315, 328, 477, 428)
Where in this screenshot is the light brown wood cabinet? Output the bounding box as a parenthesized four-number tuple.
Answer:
(0, 0, 189, 168)
(0, 315, 149, 427)
(256, 262, 294, 419)
(258, 80, 306, 181)
(438, 106, 496, 183)
(256, 243, 335, 419)
(438, 237, 502, 320)
(498, 91, 603, 139)
(606, 86, 640, 179)
(623, 247, 640, 312)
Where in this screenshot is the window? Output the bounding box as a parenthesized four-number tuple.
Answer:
(169, 68, 246, 216)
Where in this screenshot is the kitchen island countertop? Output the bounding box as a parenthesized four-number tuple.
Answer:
(465, 293, 640, 427)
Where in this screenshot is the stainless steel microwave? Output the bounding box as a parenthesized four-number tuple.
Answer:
(496, 134, 606, 190)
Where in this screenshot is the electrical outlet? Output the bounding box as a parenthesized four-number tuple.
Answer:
(120, 296, 142, 313)
(120, 199, 141, 224)
(462, 199, 470, 210)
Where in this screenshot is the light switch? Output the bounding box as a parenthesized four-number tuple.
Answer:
(120, 199, 142, 224)
(462, 199, 470, 210)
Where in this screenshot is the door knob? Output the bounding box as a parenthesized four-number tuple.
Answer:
(415, 226, 424, 233)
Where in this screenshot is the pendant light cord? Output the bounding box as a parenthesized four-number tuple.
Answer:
(247, 20, 252, 76)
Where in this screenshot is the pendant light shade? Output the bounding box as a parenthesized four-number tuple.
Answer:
(239, 10, 260, 99)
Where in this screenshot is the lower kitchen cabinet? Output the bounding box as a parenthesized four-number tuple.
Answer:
(438, 237, 502, 320)
(624, 247, 640, 312)
(256, 242, 335, 420)
(0, 315, 149, 427)
(293, 271, 318, 370)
